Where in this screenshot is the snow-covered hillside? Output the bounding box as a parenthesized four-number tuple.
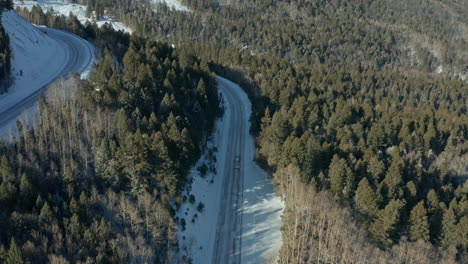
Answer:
(14, 0, 132, 33)
(13, 0, 190, 34)
(151, 0, 189, 11)
(0, 10, 68, 114)
(0, 10, 96, 137)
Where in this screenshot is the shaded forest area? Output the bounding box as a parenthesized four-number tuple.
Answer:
(0, 11, 219, 263)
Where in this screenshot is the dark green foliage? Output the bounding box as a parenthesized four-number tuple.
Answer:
(0, 0, 12, 11)
(355, 177, 379, 218)
(5, 239, 26, 264)
(197, 202, 204, 212)
(328, 155, 354, 199)
(369, 199, 405, 247)
(410, 201, 430, 242)
(0, 16, 218, 263)
(7, 0, 468, 261)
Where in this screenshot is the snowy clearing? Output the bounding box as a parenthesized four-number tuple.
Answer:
(177, 76, 284, 263)
(151, 0, 189, 11)
(0, 10, 96, 137)
(14, 0, 133, 33)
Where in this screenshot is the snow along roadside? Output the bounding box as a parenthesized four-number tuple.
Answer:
(0, 10, 68, 113)
(0, 10, 96, 138)
(176, 76, 284, 263)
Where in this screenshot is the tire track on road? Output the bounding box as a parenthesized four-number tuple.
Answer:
(212, 77, 246, 264)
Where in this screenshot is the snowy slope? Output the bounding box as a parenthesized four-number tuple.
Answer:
(0, 10, 96, 138)
(151, 0, 189, 11)
(0, 10, 68, 113)
(14, 0, 133, 33)
(177, 76, 284, 263)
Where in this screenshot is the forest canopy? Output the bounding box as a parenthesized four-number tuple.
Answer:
(4, 0, 468, 263)
(0, 13, 219, 263)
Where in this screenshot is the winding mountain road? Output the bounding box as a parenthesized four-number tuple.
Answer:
(212, 77, 246, 264)
(0, 26, 94, 129)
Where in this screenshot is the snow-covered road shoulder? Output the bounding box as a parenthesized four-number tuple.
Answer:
(177, 76, 284, 263)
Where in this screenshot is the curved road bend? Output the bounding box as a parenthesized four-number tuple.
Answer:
(212, 77, 246, 264)
(0, 27, 94, 129)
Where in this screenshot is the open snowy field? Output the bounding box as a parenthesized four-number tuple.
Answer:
(177, 76, 284, 263)
(13, 0, 133, 33)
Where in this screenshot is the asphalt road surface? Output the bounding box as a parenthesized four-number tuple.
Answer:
(0, 27, 94, 129)
(212, 77, 246, 264)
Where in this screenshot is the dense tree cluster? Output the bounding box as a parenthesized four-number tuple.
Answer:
(0, 0, 12, 11)
(235, 50, 468, 261)
(9, 0, 468, 262)
(166, 16, 468, 264)
(0, 18, 219, 263)
(276, 166, 465, 264)
(72, 0, 467, 77)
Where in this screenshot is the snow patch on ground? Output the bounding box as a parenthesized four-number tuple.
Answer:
(14, 0, 133, 33)
(177, 76, 284, 263)
(0, 10, 68, 113)
(151, 0, 189, 11)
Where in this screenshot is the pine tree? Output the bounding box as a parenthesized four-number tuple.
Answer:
(6, 238, 26, 264)
(456, 216, 468, 249)
(355, 177, 379, 217)
(329, 155, 354, 198)
(39, 202, 54, 222)
(409, 200, 430, 242)
(369, 199, 405, 247)
(0, 244, 7, 263)
(86, 1, 93, 18)
(367, 156, 385, 183)
(197, 79, 209, 107)
(367, 124, 386, 150)
(441, 207, 458, 248)
(70, 197, 79, 215)
(261, 107, 272, 132)
(426, 189, 442, 240)
(119, 130, 152, 195)
(19, 173, 33, 208)
(382, 155, 403, 201)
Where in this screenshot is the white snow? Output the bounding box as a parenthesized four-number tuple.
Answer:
(0, 10, 96, 138)
(151, 0, 189, 11)
(0, 10, 68, 113)
(14, 0, 133, 33)
(177, 76, 284, 263)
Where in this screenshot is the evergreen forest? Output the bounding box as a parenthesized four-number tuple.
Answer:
(1, 0, 467, 263)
